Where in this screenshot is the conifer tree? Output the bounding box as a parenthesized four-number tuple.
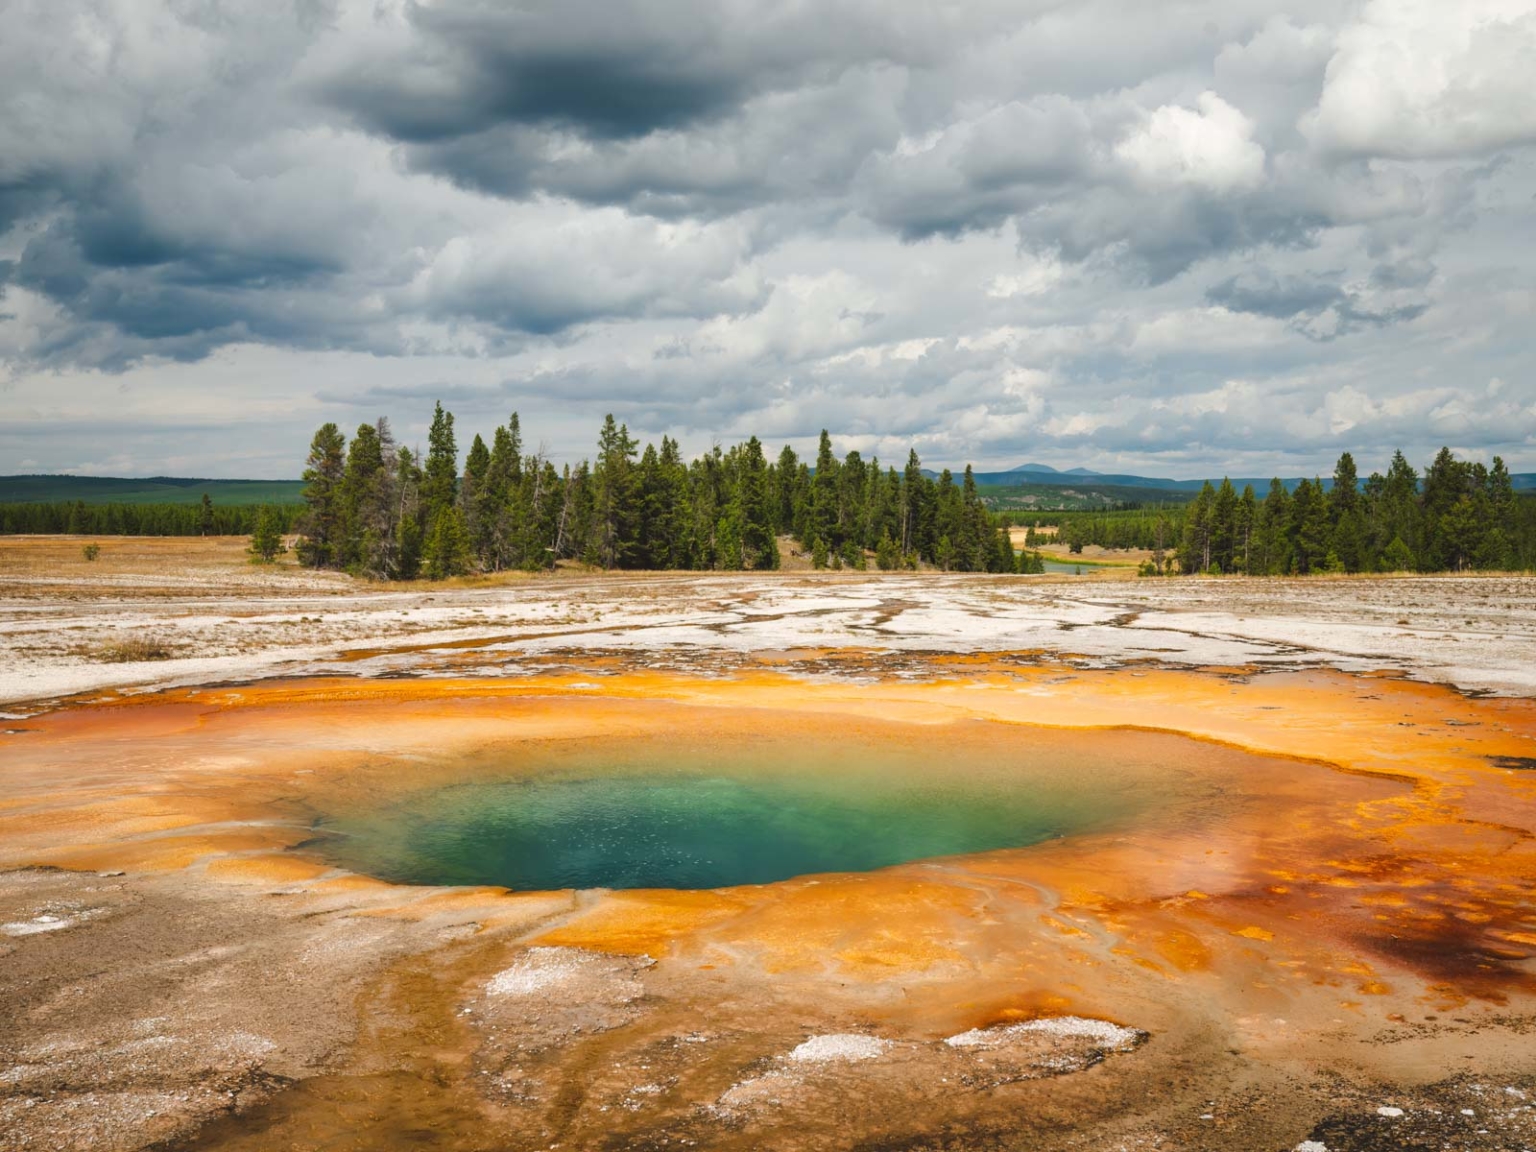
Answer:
(461, 432, 491, 564)
(1211, 478, 1237, 572)
(421, 401, 459, 522)
(394, 445, 424, 580)
(1237, 485, 1256, 573)
(422, 505, 473, 579)
(738, 436, 780, 570)
(248, 505, 286, 563)
(1381, 536, 1415, 572)
(296, 423, 346, 568)
(1291, 479, 1331, 574)
(811, 430, 840, 551)
(901, 449, 923, 559)
(198, 493, 214, 537)
(1181, 482, 1215, 573)
(591, 415, 639, 568)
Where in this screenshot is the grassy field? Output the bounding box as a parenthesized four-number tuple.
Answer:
(977, 480, 1195, 511)
(0, 475, 306, 505)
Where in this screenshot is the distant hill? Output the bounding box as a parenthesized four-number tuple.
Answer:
(969, 462, 1536, 512)
(987, 464, 1536, 494)
(0, 475, 306, 506)
(975, 480, 1198, 511)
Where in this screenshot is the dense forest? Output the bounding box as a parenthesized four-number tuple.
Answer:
(6, 414, 1528, 579)
(290, 406, 1024, 580)
(1024, 449, 1535, 574)
(0, 497, 302, 537)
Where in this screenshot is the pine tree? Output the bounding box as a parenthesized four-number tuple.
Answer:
(198, 493, 214, 537)
(394, 445, 424, 580)
(1211, 478, 1237, 572)
(738, 436, 780, 570)
(248, 505, 287, 563)
(774, 445, 800, 535)
(296, 423, 346, 568)
(1291, 479, 1330, 574)
(811, 430, 840, 551)
(482, 422, 518, 570)
(1381, 535, 1415, 572)
(421, 505, 473, 580)
(1381, 450, 1420, 561)
(1237, 485, 1256, 573)
(591, 415, 639, 568)
(1419, 446, 1467, 569)
(1440, 495, 1481, 572)
(715, 501, 745, 570)
(1181, 482, 1215, 573)
(460, 432, 491, 565)
(421, 401, 459, 522)
(338, 421, 386, 571)
(901, 449, 922, 559)
(1256, 479, 1291, 574)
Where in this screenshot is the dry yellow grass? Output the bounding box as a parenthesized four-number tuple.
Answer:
(94, 634, 176, 662)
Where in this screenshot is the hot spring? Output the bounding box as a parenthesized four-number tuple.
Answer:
(313, 724, 1226, 891)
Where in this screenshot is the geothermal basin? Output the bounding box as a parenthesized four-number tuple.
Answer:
(2, 562, 1536, 1151)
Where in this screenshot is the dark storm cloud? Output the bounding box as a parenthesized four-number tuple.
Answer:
(1207, 272, 1345, 318)
(1206, 268, 1429, 339)
(319, 1, 976, 142)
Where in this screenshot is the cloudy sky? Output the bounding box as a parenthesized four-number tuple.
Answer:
(2, 0, 1533, 479)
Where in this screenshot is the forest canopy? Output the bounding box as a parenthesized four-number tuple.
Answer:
(288, 407, 1533, 580)
(1026, 449, 1534, 575)
(288, 407, 1018, 580)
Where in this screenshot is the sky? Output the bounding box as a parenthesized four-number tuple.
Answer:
(1, 0, 1534, 480)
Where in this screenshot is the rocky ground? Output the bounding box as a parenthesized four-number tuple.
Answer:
(3, 536, 1534, 710)
(1, 536, 1534, 1151)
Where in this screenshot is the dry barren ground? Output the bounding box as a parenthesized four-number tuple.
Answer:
(1, 536, 1535, 1152)
(3, 535, 1534, 711)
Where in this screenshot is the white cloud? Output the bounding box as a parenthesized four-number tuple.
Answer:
(1303, 0, 1536, 159)
(1116, 93, 1266, 192)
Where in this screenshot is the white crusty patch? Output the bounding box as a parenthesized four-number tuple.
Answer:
(1, 908, 103, 936)
(944, 1015, 1142, 1051)
(485, 947, 593, 996)
(787, 1034, 892, 1063)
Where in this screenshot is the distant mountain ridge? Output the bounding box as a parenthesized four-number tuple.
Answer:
(0, 475, 306, 506)
(4, 466, 1533, 510)
(983, 463, 1536, 495)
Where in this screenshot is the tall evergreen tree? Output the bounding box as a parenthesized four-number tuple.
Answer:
(591, 415, 639, 568)
(810, 429, 839, 552)
(1211, 478, 1237, 572)
(1181, 482, 1215, 573)
(421, 401, 459, 521)
(338, 421, 386, 571)
(460, 432, 491, 564)
(738, 436, 780, 570)
(394, 445, 424, 580)
(296, 423, 346, 568)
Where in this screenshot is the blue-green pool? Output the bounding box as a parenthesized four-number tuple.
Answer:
(315, 731, 1177, 891)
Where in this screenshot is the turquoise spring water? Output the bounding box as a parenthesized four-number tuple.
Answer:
(317, 743, 1153, 891)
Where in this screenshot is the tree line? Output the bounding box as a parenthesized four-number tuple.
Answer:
(292, 406, 1034, 580)
(1024, 449, 1533, 574)
(0, 496, 302, 537)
